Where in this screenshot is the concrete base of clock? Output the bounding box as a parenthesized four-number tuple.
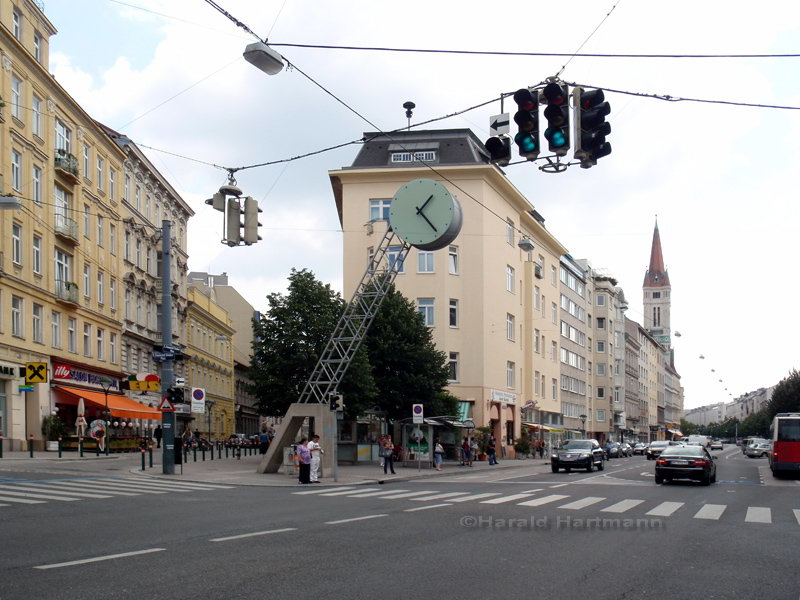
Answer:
(257, 403, 336, 475)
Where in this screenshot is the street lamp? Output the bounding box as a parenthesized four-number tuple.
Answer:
(99, 376, 113, 456)
(579, 414, 587, 438)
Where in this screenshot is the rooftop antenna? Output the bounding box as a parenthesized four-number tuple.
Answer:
(403, 101, 415, 130)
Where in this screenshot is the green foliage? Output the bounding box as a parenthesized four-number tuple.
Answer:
(679, 418, 699, 436)
(699, 417, 739, 439)
(514, 437, 532, 456)
(473, 426, 493, 452)
(41, 415, 66, 441)
(766, 370, 800, 418)
(739, 409, 771, 438)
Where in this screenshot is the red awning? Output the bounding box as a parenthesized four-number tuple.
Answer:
(54, 385, 162, 420)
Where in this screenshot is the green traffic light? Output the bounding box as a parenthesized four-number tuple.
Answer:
(514, 132, 537, 153)
(545, 127, 567, 148)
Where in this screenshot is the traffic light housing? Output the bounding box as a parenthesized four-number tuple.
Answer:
(512, 88, 540, 160)
(329, 393, 344, 412)
(543, 83, 570, 156)
(168, 387, 184, 406)
(484, 136, 511, 166)
(225, 197, 241, 246)
(243, 196, 263, 245)
(573, 87, 611, 168)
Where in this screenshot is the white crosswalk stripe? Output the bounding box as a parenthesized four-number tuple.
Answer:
(108, 478, 233, 490)
(745, 507, 771, 523)
(319, 488, 379, 497)
(0, 495, 45, 504)
(412, 492, 471, 502)
(0, 484, 111, 499)
(558, 497, 606, 510)
(0, 489, 79, 502)
(646, 502, 684, 517)
(64, 480, 167, 494)
(448, 493, 501, 503)
(347, 489, 410, 498)
(34, 482, 141, 496)
(480, 491, 541, 505)
(601, 499, 644, 513)
(694, 504, 726, 520)
(379, 491, 437, 499)
(794, 509, 800, 525)
(293, 486, 355, 495)
(518, 494, 570, 507)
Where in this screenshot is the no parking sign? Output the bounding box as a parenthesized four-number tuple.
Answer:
(191, 387, 206, 413)
(412, 403, 423, 424)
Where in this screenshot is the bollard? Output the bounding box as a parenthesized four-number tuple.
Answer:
(0, 435, 3, 459)
(210, 443, 213, 461)
(29, 434, 34, 458)
(202, 446, 206, 461)
(141, 448, 146, 471)
(149, 447, 153, 468)
(225, 444, 229, 459)
(58, 437, 63, 458)
(218, 443, 222, 460)
(193, 446, 197, 462)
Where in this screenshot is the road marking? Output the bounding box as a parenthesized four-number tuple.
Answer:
(293, 486, 354, 495)
(794, 509, 800, 525)
(99, 479, 193, 492)
(325, 514, 387, 525)
(0, 484, 111, 499)
(347, 489, 410, 498)
(480, 492, 541, 504)
(112, 479, 233, 490)
(558, 496, 606, 510)
(319, 488, 379, 497)
(448, 493, 501, 503)
(601, 499, 644, 513)
(34, 548, 165, 570)
(25, 482, 140, 497)
(694, 504, 727, 520)
(404, 504, 452, 512)
(210, 528, 297, 542)
(412, 492, 471, 501)
(646, 502, 684, 517)
(745, 507, 771, 523)
(0, 489, 78, 502)
(0, 495, 45, 504)
(517, 494, 570, 507)
(379, 490, 437, 499)
(550, 483, 569, 488)
(69, 481, 166, 494)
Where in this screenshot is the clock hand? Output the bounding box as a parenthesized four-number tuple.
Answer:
(415, 195, 434, 216)
(418, 211, 438, 232)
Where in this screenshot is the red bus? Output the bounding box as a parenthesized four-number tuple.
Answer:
(770, 413, 800, 477)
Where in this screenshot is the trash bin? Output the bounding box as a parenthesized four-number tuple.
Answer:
(282, 446, 297, 476)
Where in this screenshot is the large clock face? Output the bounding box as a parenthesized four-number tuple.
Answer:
(388, 179, 463, 251)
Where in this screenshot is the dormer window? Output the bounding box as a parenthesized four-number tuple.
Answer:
(391, 150, 436, 163)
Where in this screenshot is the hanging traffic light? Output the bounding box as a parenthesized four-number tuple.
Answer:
(573, 87, 612, 168)
(512, 88, 540, 160)
(543, 83, 570, 156)
(484, 136, 512, 166)
(243, 197, 263, 245)
(225, 198, 242, 246)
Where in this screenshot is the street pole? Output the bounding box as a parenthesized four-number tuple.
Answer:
(103, 386, 110, 455)
(160, 219, 176, 475)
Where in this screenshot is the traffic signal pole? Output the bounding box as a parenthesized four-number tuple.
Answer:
(160, 219, 176, 475)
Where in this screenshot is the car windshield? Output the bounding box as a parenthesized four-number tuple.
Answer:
(661, 446, 704, 457)
(561, 441, 593, 450)
(651, 441, 669, 447)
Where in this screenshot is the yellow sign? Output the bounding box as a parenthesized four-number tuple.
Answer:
(25, 362, 48, 384)
(127, 380, 161, 392)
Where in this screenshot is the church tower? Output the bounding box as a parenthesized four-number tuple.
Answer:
(643, 218, 672, 346)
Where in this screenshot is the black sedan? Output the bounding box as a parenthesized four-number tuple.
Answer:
(646, 440, 671, 460)
(655, 445, 717, 485)
(552, 439, 605, 473)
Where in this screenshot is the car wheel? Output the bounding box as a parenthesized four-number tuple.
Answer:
(655, 475, 663, 484)
(565, 468, 571, 473)
(551, 465, 559, 473)
(587, 460, 594, 473)
(710, 471, 716, 484)
(702, 474, 711, 486)
(761, 453, 767, 458)
(598, 459, 605, 471)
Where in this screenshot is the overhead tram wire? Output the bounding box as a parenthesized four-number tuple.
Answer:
(554, 0, 623, 79)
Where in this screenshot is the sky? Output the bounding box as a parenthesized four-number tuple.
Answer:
(41, 0, 800, 411)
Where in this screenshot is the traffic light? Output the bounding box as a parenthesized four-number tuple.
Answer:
(483, 136, 511, 166)
(225, 197, 241, 246)
(243, 197, 263, 245)
(512, 88, 540, 160)
(168, 387, 184, 406)
(543, 83, 570, 155)
(573, 87, 612, 168)
(329, 393, 344, 412)
(205, 192, 224, 212)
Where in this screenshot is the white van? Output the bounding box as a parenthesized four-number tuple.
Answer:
(687, 435, 710, 448)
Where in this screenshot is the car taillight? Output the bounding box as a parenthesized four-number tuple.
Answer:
(656, 459, 667, 465)
(773, 451, 778, 456)
(692, 459, 709, 466)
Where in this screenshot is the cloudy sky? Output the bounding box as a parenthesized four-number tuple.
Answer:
(43, 0, 800, 410)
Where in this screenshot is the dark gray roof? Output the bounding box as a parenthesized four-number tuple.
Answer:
(348, 129, 491, 168)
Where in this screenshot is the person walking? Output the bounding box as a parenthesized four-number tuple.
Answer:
(296, 438, 312, 484)
(258, 427, 270, 455)
(462, 437, 472, 467)
(383, 435, 397, 475)
(537, 439, 545, 459)
(307, 434, 323, 483)
(378, 434, 386, 469)
(433, 438, 445, 471)
(153, 425, 162, 449)
(487, 436, 497, 465)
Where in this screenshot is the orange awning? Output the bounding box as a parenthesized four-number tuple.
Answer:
(54, 385, 162, 420)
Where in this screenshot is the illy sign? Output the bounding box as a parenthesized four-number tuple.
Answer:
(53, 362, 119, 389)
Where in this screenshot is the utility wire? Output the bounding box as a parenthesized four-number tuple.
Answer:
(555, 0, 623, 78)
(202, 0, 262, 41)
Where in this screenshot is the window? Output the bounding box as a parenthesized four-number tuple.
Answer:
(136, 294, 142, 325)
(124, 174, 130, 200)
(97, 157, 105, 191)
(109, 169, 116, 201)
(597, 364, 606, 376)
(417, 298, 435, 327)
(597, 341, 605, 353)
(96, 215, 104, 247)
(55, 248, 71, 289)
(652, 291, 661, 299)
(534, 329, 540, 353)
(83, 324, 91, 356)
(124, 289, 131, 320)
(12, 223, 22, 264)
(32, 165, 42, 204)
(96, 328, 104, 360)
(369, 198, 391, 221)
(448, 246, 459, 274)
(534, 286, 541, 310)
(124, 231, 130, 261)
(145, 194, 150, 219)
(597, 387, 605, 398)
(596, 294, 606, 306)
(448, 352, 459, 382)
(506, 219, 514, 245)
(417, 251, 434, 273)
(83, 205, 91, 238)
(32, 96, 42, 136)
(552, 378, 558, 400)
(597, 317, 606, 330)
(32, 304, 43, 343)
(51, 311, 62, 349)
(110, 278, 116, 310)
(596, 410, 606, 422)
(135, 186, 141, 211)
(109, 224, 117, 255)
(11, 76, 21, 120)
(387, 246, 405, 273)
(83, 264, 90, 297)
(32, 235, 41, 274)
(135, 239, 141, 267)
(33, 32, 41, 61)
(11, 150, 21, 191)
(551, 340, 557, 361)
(449, 299, 458, 328)
(12, 7, 21, 39)
(110, 333, 117, 363)
(551, 265, 557, 285)
(506, 313, 515, 341)
(506, 361, 515, 389)
(67, 318, 76, 353)
(55, 120, 71, 153)
(534, 371, 541, 396)
(83, 145, 90, 178)
(506, 265, 515, 292)
(551, 301, 557, 324)
(12, 296, 23, 337)
(390, 151, 435, 163)
(97, 271, 104, 304)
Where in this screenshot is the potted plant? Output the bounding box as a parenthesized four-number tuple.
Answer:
(514, 437, 532, 459)
(474, 426, 492, 461)
(41, 415, 66, 451)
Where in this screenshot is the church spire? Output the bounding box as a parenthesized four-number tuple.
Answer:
(643, 217, 670, 287)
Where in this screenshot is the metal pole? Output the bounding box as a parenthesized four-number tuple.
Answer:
(104, 389, 110, 455)
(160, 219, 176, 475)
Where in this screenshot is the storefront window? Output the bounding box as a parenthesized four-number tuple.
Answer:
(0, 380, 6, 436)
(339, 421, 353, 442)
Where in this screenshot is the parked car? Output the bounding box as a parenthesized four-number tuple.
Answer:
(551, 439, 605, 473)
(646, 440, 671, 460)
(745, 443, 771, 458)
(710, 440, 724, 451)
(633, 443, 647, 455)
(655, 444, 717, 485)
(620, 443, 633, 457)
(604, 442, 623, 459)
(742, 437, 769, 453)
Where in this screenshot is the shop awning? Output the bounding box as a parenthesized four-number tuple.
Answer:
(522, 422, 552, 431)
(457, 401, 471, 422)
(668, 428, 683, 436)
(54, 385, 162, 420)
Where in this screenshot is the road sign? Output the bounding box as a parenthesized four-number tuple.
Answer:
(19, 385, 34, 393)
(174, 377, 186, 387)
(158, 396, 175, 412)
(489, 113, 510, 136)
(25, 362, 48, 384)
(412, 403, 424, 424)
(152, 351, 175, 362)
(191, 388, 206, 413)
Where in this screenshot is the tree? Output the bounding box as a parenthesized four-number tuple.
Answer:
(740, 409, 771, 438)
(679, 419, 699, 436)
(250, 269, 376, 417)
(363, 285, 458, 421)
(766, 370, 800, 419)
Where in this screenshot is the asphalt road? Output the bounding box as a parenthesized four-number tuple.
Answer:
(2, 445, 798, 600)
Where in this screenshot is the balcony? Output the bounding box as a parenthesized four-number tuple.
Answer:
(54, 150, 80, 184)
(55, 280, 79, 306)
(54, 214, 79, 244)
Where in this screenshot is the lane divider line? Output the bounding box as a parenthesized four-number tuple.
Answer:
(325, 514, 388, 525)
(34, 548, 165, 570)
(210, 528, 297, 542)
(404, 504, 453, 512)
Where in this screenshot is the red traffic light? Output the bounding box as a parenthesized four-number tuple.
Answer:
(543, 83, 568, 106)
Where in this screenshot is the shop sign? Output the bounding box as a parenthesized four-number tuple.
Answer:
(490, 389, 517, 404)
(0, 361, 19, 379)
(52, 363, 119, 389)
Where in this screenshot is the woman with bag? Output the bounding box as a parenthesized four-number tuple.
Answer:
(433, 438, 445, 471)
(383, 436, 397, 475)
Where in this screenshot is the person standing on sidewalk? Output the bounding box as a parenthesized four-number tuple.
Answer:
(154, 425, 162, 449)
(487, 436, 497, 465)
(296, 438, 312, 484)
(433, 438, 445, 471)
(383, 436, 396, 475)
(258, 427, 270, 455)
(377, 434, 386, 469)
(462, 437, 472, 467)
(308, 434, 323, 483)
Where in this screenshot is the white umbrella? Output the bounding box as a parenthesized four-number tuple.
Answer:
(75, 398, 87, 437)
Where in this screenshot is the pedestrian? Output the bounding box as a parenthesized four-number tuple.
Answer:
(296, 438, 312, 484)
(433, 438, 445, 471)
(258, 426, 270, 455)
(154, 425, 162, 449)
(462, 437, 472, 467)
(470, 438, 479, 464)
(308, 434, 323, 483)
(377, 434, 386, 468)
(383, 435, 397, 475)
(538, 439, 545, 459)
(487, 436, 497, 465)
